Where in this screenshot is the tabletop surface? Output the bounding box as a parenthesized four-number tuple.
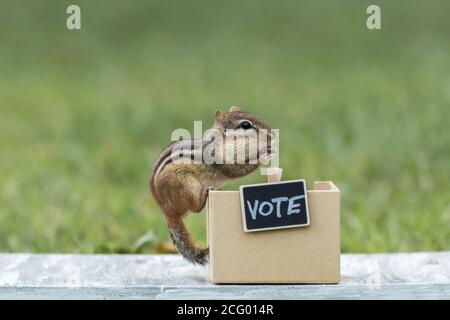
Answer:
(0, 252, 449, 299)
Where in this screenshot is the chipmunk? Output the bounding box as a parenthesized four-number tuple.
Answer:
(149, 106, 275, 264)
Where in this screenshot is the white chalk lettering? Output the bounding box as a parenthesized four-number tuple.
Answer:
(246, 195, 305, 219)
(247, 200, 259, 220)
(258, 201, 274, 216)
(287, 195, 304, 215)
(270, 197, 289, 218)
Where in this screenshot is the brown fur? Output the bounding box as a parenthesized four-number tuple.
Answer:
(149, 106, 273, 264)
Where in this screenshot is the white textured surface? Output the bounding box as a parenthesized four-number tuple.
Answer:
(0, 252, 450, 299)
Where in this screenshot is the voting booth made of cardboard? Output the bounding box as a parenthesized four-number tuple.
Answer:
(207, 181, 340, 284)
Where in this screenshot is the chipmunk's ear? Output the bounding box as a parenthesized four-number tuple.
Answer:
(229, 106, 241, 112)
(215, 110, 226, 123)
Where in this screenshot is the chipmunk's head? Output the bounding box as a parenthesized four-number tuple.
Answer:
(213, 106, 276, 165)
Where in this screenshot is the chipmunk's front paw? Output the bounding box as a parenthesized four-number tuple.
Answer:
(260, 153, 274, 165)
(260, 146, 277, 165)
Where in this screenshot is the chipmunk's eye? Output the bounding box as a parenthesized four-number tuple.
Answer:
(240, 121, 252, 130)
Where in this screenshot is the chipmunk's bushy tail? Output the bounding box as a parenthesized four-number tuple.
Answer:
(167, 218, 209, 265)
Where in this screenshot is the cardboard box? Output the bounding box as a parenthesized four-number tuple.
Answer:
(207, 181, 340, 284)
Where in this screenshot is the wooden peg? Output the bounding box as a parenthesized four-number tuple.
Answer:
(267, 167, 283, 183)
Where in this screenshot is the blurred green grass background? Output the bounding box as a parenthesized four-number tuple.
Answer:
(0, 0, 449, 253)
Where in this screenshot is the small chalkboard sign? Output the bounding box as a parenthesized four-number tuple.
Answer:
(239, 179, 310, 232)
